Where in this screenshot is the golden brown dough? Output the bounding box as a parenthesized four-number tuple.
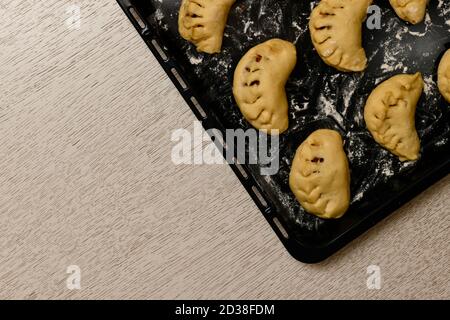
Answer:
(438, 49, 450, 103)
(233, 39, 297, 135)
(364, 73, 424, 161)
(389, 0, 428, 24)
(309, 0, 373, 72)
(178, 0, 235, 54)
(289, 129, 351, 219)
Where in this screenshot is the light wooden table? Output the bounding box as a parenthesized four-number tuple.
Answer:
(0, 0, 448, 300)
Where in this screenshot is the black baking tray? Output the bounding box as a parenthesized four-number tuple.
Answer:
(117, 0, 450, 263)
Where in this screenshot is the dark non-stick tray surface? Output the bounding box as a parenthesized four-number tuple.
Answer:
(117, 0, 450, 263)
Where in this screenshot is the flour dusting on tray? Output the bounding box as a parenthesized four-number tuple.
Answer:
(146, 0, 449, 236)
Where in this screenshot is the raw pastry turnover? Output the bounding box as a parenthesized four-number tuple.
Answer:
(364, 73, 424, 162)
(233, 39, 297, 135)
(389, 0, 428, 25)
(309, 0, 373, 72)
(438, 49, 450, 103)
(178, 0, 235, 54)
(289, 129, 351, 219)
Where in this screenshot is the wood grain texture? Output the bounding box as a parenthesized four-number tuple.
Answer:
(0, 0, 448, 300)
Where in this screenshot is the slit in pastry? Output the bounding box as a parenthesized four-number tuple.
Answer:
(389, 0, 428, 25)
(178, 0, 236, 54)
(289, 129, 351, 219)
(309, 0, 373, 72)
(438, 49, 450, 103)
(233, 39, 297, 135)
(364, 73, 424, 161)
